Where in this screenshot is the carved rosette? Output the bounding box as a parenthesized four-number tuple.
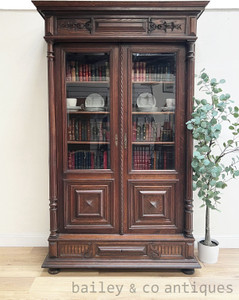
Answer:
(148, 243, 161, 259)
(148, 19, 182, 33)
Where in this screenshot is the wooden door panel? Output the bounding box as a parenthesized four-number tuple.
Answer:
(63, 180, 118, 233)
(123, 44, 186, 235)
(127, 179, 179, 233)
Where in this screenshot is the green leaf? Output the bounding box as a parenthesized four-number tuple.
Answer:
(200, 145, 210, 152)
(234, 170, 239, 176)
(187, 123, 193, 130)
(220, 79, 226, 84)
(201, 99, 207, 105)
(210, 78, 217, 85)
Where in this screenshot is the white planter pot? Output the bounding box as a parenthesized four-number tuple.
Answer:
(198, 239, 219, 264)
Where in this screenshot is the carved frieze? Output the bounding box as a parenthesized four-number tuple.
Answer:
(58, 19, 93, 33)
(59, 243, 93, 258)
(148, 243, 183, 259)
(148, 18, 184, 34)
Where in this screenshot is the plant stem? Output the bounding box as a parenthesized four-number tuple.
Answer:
(204, 205, 213, 246)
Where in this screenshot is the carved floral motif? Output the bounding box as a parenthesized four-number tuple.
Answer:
(59, 20, 93, 33)
(148, 20, 182, 33)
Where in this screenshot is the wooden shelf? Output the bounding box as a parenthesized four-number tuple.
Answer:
(132, 81, 175, 84)
(67, 110, 110, 114)
(132, 111, 175, 115)
(132, 142, 174, 145)
(68, 141, 110, 145)
(66, 80, 109, 85)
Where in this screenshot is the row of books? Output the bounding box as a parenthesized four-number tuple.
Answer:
(66, 60, 109, 82)
(132, 62, 174, 82)
(68, 150, 109, 169)
(133, 146, 174, 170)
(68, 118, 110, 142)
(132, 118, 174, 142)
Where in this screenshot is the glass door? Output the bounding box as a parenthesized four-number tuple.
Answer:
(65, 52, 111, 170)
(131, 53, 176, 171)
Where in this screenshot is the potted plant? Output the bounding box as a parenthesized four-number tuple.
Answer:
(186, 70, 239, 263)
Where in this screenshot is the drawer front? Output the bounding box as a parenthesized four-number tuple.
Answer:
(58, 241, 186, 260)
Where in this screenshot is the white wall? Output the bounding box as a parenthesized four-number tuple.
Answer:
(0, 2, 239, 247)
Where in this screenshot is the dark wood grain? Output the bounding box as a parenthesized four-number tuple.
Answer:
(33, 0, 208, 272)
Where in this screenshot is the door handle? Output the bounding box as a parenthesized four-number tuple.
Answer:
(115, 134, 118, 147)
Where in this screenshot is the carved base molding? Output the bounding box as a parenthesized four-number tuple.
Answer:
(43, 235, 200, 270)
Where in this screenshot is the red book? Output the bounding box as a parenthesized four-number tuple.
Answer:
(78, 121, 82, 141)
(133, 121, 137, 141)
(83, 64, 86, 81)
(164, 150, 167, 170)
(67, 119, 72, 141)
(71, 61, 76, 81)
(103, 151, 107, 169)
(68, 151, 72, 169)
(79, 63, 83, 81)
(85, 64, 89, 81)
(91, 152, 94, 169)
(136, 62, 139, 81)
(66, 62, 71, 81)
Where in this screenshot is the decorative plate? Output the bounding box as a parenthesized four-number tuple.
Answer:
(137, 93, 156, 108)
(85, 93, 104, 108)
(85, 107, 105, 112)
(137, 107, 158, 112)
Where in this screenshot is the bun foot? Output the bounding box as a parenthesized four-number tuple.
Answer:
(48, 268, 60, 275)
(182, 268, 195, 275)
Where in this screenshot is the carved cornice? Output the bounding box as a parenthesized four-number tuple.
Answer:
(59, 19, 93, 33)
(148, 19, 182, 33)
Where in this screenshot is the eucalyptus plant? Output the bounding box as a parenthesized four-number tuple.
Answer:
(186, 70, 239, 246)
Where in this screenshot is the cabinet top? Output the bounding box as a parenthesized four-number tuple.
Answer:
(32, 1, 209, 41)
(33, 1, 209, 18)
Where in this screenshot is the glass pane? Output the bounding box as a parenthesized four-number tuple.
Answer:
(66, 53, 110, 170)
(132, 53, 176, 170)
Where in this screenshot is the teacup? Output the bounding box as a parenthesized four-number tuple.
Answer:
(166, 98, 175, 107)
(67, 98, 77, 107)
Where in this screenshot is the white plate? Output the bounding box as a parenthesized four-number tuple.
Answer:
(85, 93, 104, 108)
(85, 107, 105, 112)
(137, 93, 156, 108)
(137, 107, 158, 112)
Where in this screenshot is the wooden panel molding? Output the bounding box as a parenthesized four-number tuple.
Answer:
(148, 243, 184, 260)
(57, 241, 187, 260)
(59, 242, 93, 258)
(64, 180, 117, 233)
(95, 18, 147, 34)
(127, 180, 178, 232)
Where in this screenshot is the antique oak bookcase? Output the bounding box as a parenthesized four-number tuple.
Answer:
(33, 1, 208, 274)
